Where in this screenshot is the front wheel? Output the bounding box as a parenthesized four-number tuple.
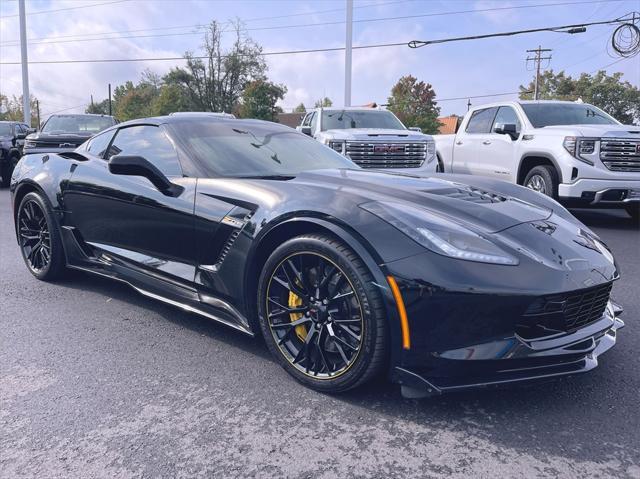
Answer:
(626, 204, 639, 222)
(17, 192, 67, 280)
(257, 234, 388, 393)
(524, 165, 558, 199)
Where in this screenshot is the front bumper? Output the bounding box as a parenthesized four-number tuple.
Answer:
(394, 306, 624, 398)
(558, 178, 640, 205)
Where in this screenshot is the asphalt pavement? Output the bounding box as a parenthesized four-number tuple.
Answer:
(1, 187, 639, 478)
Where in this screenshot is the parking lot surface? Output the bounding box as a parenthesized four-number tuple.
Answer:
(1, 187, 639, 478)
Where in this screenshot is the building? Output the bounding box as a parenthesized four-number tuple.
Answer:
(437, 115, 462, 134)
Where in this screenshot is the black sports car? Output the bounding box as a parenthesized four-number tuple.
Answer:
(10, 115, 624, 398)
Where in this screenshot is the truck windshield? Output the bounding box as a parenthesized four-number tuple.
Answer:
(42, 115, 115, 134)
(521, 103, 619, 127)
(321, 110, 405, 131)
(170, 119, 358, 178)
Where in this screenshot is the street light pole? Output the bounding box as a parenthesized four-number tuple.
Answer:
(344, 0, 353, 107)
(18, 0, 31, 125)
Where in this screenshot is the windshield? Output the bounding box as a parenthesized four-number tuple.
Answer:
(0, 124, 12, 136)
(521, 103, 619, 127)
(321, 110, 405, 131)
(171, 120, 357, 177)
(42, 115, 115, 135)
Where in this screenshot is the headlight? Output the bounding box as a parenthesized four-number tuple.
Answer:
(360, 201, 519, 265)
(426, 141, 436, 163)
(326, 140, 345, 155)
(563, 136, 595, 166)
(24, 140, 37, 148)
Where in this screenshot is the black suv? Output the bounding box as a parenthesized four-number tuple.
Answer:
(24, 114, 117, 155)
(0, 121, 33, 187)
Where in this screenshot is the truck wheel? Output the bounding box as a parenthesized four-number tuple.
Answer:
(524, 165, 557, 199)
(0, 153, 19, 187)
(625, 204, 639, 222)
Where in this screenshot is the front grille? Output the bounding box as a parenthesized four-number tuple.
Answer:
(523, 283, 613, 334)
(600, 138, 640, 172)
(345, 141, 426, 168)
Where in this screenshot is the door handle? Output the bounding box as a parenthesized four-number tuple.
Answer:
(482, 140, 492, 145)
(455, 141, 463, 145)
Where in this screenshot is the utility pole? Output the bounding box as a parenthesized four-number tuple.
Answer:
(526, 46, 552, 100)
(18, 0, 31, 125)
(108, 83, 112, 116)
(35, 99, 40, 127)
(344, 0, 353, 107)
(467, 99, 472, 111)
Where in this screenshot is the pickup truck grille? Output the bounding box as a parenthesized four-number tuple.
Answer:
(600, 138, 640, 172)
(345, 141, 426, 168)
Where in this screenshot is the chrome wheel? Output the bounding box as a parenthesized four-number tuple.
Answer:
(265, 252, 364, 379)
(18, 199, 51, 272)
(526, 174, 546, 194)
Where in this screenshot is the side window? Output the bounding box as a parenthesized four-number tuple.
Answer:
(86, 130, 116, 159)
(465, 107, 498, 134)
(492, 106, 521, 135)
(107, 125, 182, 177)
(16, 124, 26, 135)
(309, 112, 318, 132)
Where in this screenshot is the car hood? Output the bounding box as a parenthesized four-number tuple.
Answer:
(321, 128, 431, 141)
(293, 169, 553, 234)
(540, 124, 640, 138)
(26, 132, 92, 146)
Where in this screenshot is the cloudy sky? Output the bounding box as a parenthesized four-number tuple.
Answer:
(1, 0, 638, 121)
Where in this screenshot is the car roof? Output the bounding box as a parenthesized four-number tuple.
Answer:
(48, 113, 115, 118)
(107, 115, 295, 131)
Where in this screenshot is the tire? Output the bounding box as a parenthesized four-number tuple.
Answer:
(0, 155, 17, 187)
(524, 165, 558, 199)
(16, 191, 67, 281)
(625, 204, 640, 222)
(436, 158, 444, 173)
(257, 233, 388, 393)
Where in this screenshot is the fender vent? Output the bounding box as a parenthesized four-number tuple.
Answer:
(427, 187, 507, 204)
(213, 211, 254, 268)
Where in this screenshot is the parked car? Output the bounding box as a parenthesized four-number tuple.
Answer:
(434, 100, 640, 220)
(24, 113, 117, 155)
(170, 111, 236, 119)
(0, 120, 33, 186)
(297, 107, 437, 174)
(10, 114, 623, 398)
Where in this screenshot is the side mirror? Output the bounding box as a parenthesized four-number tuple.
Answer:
(108, 155, 183, 197)
(16, 132, 27, 140)
(408, 126, 422, 132)
(494, 123, 519, 140)
(299, 126, 312, 136)
(27, 128, 36, 134)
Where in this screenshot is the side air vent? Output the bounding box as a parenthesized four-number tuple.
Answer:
(213, 211, 254, 269)
(427, 187, 507, 204)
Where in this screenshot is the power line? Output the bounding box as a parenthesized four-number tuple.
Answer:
(0, 0, 625, 47)
(0, 0, 132, 19)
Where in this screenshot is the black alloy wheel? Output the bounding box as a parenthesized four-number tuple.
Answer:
(17, 192, 66, 280)
(258, 234, 387, 392)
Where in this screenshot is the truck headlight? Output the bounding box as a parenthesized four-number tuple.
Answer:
(361, 201, 519, 265)
(327, 140, 345, 155)
(426, 141, 436, 163)
(24, 140, 37, 148)
(563, 136, 595, 165)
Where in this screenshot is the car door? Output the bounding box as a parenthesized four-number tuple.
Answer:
(451, 107, 498, 177)
(485, 106, 523, 180)
(63, 124, 198, 289)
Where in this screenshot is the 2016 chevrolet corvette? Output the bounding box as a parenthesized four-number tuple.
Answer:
(10, 115, 624, 398)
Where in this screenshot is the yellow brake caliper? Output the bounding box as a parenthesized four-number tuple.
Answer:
(288, 291, 308, 341)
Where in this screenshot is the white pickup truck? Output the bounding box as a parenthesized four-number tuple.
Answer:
(297, 107, 437, 174)
(434, 100, 640, 219)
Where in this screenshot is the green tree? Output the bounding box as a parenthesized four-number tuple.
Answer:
(238, 80, 287, 121)
(387, 75, 441, 134)
(85, 99, 111, 115)
(314, 97, 332, 108)
(294, 102, 306, 113)
(168, 20, 267, 113)
(152, 84, 195, 116)
(519, 70, 640, 124)
(0, 93, 40, 127)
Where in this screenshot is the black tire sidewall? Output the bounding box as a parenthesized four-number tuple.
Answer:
(17, 191, 66, 280)
(525, 165, 558, 199)
(256, 234, 386, 393)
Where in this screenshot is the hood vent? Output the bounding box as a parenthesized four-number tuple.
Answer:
(425, 186, 507, 204)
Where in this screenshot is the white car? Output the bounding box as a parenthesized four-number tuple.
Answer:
(434, 100, 640, 220)
(297, 107, 437, 174)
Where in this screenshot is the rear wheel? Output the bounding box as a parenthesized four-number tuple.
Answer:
(524, 165, 558, 199)
(625, 204, 639, 222)
(17, 192, 66, 280)
(257, 234, 387, 393)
